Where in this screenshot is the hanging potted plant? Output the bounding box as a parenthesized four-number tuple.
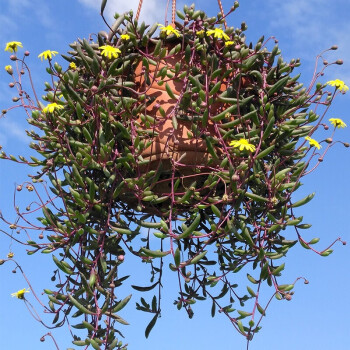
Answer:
(1, 0, 347, 348)
(49, 0, 298, 217)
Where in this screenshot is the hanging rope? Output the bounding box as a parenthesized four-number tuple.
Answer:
(136, 0, 143, 20)
(137, 0, 223, 28)
(217, 0, 228, 29)
(171, 0, 176, 25)
(136, 0, 176, 25)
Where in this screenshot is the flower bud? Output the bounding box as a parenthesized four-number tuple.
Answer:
(330, 45, 338, 50)
(285, 294, 292, 301)
(336, 59, 343, 65)
(10, 55, 17, 61)
(24, 50, 30, 56)
(325, 138, 333, 144)
(12, 96, 20, 102)
(9, 82, 15, 88)
(343, 142, 349, 148)
(323, 60, 328, 65)
(117, 255, 124, 261)
(5, 65, 13, 74)
(17, 185, 22, 191)
(232, 174, 240, 181)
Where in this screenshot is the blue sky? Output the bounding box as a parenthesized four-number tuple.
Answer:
(0, 1, 349, 349)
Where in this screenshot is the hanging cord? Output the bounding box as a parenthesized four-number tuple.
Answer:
(171, 0, 176, 25)
(217, 0, 228, 29)
(165, 0, 176, 26)
(165, 0, 170, 25)
(137, 0, 176, 25)
(136, 0, 143, 20)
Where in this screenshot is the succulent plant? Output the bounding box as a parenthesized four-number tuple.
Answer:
(0, 2, 347, 348)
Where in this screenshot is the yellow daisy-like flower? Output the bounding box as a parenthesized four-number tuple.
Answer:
(230, 138, 256, 152)
(38, 50, 59, 61)
(225, 41, 235, 47)
(11, 288, 30, 299)
(158, 24, 181, 38)
(305, 136, 321, 150)
(5, 41, 23, 53)
(206, 28, 230, 41)
(329, 118, 347, 128)
(7, 252, 14, 258)
(11, 288, 29, 299)
(5, 65, 13, 74)
(196, 30, 205, 36)
(99, 45, 121, 59)
(120, 34, 130, 41)
(42, 102, 64, 114)
(326, 79, 349, 92)
(69, 62, 77, 71)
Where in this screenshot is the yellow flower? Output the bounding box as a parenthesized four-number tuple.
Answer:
(196, 30, 205, 36)
(5, 41, 23, 53)
(7, 252, 14, 258)
(225, 41, 235, 47)
(99, 45, 121, 59)
(206, 28, 230, 41)
(305, 136, 321, 150)
(42, 102, 64, 114)
(120, 34, 130, 41)
(326, 79, 349, 92)
(69, 62, 77, 71)
(5, 65, 13, 74)
(230, 138, 256, 152)
(38, 50, 59, 61)
(329, 118, 347, 128)
(26, 184, 34, 191)
(158, 24, 181, 38)
(11, 288, 30, 299)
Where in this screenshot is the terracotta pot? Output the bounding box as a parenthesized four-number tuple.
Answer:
(133, 49, 219, 172)
(120, 44, 228, 213)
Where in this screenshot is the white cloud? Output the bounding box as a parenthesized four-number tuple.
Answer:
(78, 0, 168, 24)
(0, 14, 19, 42)
(265, 0, 350, 87)
(0, 0, 53, 43)
(267, 0, 330, 48)
(0, 119, 29, 147)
